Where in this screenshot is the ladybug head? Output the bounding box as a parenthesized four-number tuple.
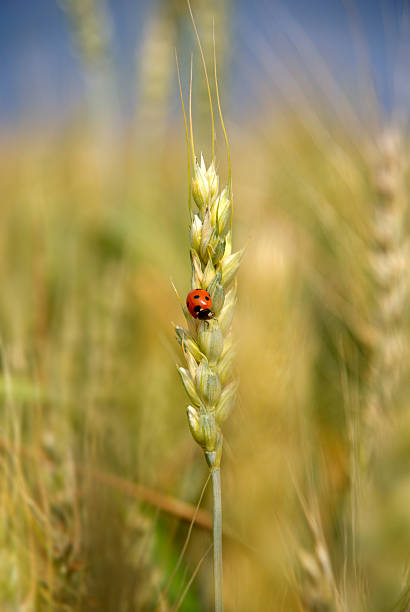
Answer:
(197, 308, 214, 320)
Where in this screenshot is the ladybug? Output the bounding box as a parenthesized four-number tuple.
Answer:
(186, 289, 214, 320)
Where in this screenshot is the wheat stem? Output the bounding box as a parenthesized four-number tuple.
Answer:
(211, 467, 223, 612)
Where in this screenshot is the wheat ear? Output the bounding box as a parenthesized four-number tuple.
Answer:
(366, 129, 407, 438)
(174, 154, 242, 610)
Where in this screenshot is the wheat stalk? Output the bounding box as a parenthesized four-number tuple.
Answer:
(366, 128, 407, 442)
(170, 8, 243, 609)
(174, 151, 242, 610)
(60, 0, 117, 146)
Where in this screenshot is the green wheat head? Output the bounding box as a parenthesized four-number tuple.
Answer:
(175, 154, 243, 469)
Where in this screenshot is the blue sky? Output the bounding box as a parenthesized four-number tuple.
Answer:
(0, 0, 408, 129)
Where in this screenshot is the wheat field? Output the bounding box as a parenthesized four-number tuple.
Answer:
(0, 1, 409, 611)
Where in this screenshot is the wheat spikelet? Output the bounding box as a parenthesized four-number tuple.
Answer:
(60, 0, 117, 145)
(175, 154, 242, 469)
(366, 128, 407, 436)
(137, 4, 177, 134)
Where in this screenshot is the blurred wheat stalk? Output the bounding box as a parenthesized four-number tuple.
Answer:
(367, 129, 407, 437)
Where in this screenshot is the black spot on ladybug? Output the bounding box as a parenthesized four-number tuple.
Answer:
(205, 296, 210, 300)
(194, 305, 201, 313)
(194, 295, 199, 299)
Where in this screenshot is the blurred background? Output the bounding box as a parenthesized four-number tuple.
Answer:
(1, 1, 409, 610)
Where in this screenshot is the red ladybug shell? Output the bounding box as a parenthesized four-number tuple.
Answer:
(186, 289, 213, 320)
